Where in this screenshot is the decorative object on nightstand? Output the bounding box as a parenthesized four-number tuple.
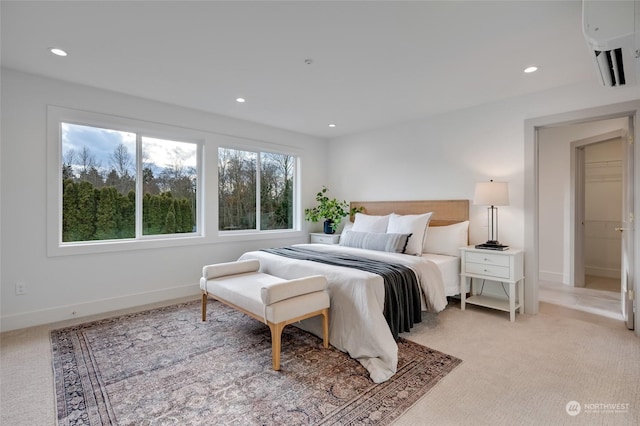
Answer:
(310, 232, 341, 245)
(474, 179, 509, 250)
(459, 245, 524, 322)
(304, 186, 362, 234)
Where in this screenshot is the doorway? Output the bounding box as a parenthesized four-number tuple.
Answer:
(572, 131, 625, 291)
(535, 114, 634, 325)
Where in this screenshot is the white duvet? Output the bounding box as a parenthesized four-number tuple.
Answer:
(238, 243, 447, 383)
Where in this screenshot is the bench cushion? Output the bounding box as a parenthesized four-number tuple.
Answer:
(265, 291, 330, 324)
(204, 272, 285, 319)
(201, 260, 329, 326)
(261, 275, 327, 305)
(202, 259, 260, 280)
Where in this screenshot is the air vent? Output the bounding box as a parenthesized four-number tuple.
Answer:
(594, 48, 626, 86)
(583, 0, 637, 88)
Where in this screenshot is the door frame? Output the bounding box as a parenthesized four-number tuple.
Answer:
(525, 100, 640, 336)
(570, 130, 625, 289)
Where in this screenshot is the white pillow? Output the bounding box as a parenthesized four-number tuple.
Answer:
(351, 213, 389, 233)
(423, 221, 470, 257)
(386, 212, 433, 255)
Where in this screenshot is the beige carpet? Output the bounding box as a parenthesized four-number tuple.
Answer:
(2, 298, 639, 425)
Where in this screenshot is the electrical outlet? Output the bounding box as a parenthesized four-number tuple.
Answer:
(15, 282, 26, 295)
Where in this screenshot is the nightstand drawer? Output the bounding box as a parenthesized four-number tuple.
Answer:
(465, 251, 510, 267)
(310, 233, 340, 244)
(465, 262, 511, 279)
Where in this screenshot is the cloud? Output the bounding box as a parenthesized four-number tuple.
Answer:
(62, 122, 136, 171)
(61, 124, 196, 175)
(142, 136, 197, 170)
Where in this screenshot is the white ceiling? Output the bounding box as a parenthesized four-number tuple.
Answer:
(1, 1, 598, 138)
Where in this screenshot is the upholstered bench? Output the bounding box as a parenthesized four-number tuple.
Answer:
(200, 259, 330, 370)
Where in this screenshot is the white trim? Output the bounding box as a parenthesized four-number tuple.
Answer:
(539, 270, 567, 284)
(0, 282, 201, 332)
(525, 100, 640, 336)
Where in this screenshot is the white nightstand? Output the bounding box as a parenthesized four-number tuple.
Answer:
(459, 246, 524, 322)
(310, 233, 341, 245)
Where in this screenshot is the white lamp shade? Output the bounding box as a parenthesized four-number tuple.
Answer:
(474, 181, 509, 206)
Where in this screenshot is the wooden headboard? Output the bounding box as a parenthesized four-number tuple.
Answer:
(349, 199, 469, 226)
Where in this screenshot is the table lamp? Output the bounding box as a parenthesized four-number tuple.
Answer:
(474, 180, 509, 250)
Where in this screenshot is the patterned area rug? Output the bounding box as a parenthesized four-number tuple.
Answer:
(51, 300, 461, 425)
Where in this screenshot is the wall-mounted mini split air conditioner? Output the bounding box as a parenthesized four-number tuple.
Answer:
(583, 0, 639, 87)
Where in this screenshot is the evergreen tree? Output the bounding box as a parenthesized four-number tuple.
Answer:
(163, 202, 177, 234)
(75, 181, 97, 240)
(62, 164, 75, 181)
(95, 187, 119, 240)
(172, 200, 183, 233)
(180, 199, 194, 232)
(105, 169, 120, 188)
(119, 190, 136, 238)
(85, 166, 104, 189)
(147, 195, 164, 234)
(62, 180, 78, 241)
(142, 193, 152, 234)
(143, 167, 160, 195)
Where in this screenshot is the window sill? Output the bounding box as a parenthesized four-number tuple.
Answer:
(48, 230, 305, 257)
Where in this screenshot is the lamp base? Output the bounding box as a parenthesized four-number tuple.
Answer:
(475, 241, 509, 251)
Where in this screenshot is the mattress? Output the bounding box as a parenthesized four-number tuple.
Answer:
(421, 253, 464, 296)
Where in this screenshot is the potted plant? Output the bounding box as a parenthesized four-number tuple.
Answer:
(304, 186, 361, 234)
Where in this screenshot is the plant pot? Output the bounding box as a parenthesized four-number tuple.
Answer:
(323, 219, 335, 234)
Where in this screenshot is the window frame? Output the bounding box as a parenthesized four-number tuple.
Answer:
(47, 106, 206, 256)
(217, 146, 300, 234)
(47, 106, 304, 257)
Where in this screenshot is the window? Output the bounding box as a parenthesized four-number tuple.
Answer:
(48, 106, 301, 256)
(141, 137, 197, 236)
(218, 147, 296, 232)
(60, 122, 198, 243)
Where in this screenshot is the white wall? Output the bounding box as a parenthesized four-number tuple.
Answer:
(327, 81, 639, 309)
(326, 103, 525, 247)
(584, 139, 622, 279)
(538, 119, 627, 284)
(0, 69, 328, 331)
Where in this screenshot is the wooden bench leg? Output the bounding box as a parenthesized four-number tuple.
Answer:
(268, 321, 285, 371)
(201, 292, 208, 322)
(321, 308, 329, 349)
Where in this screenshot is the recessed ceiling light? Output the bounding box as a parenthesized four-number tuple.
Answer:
(328, 124, 336, 128)
(50, 48, 68, 57)
(236, 98, 246, 103)
(524, 66, 538, 73)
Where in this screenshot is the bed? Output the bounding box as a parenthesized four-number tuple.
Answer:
(238, 199, 469, 383)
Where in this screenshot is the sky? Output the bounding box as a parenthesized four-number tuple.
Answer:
(61, 122, 197, 177)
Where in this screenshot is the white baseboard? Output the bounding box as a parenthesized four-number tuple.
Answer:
(0, 283, 201, 332)
(539, 270, 567, 284)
